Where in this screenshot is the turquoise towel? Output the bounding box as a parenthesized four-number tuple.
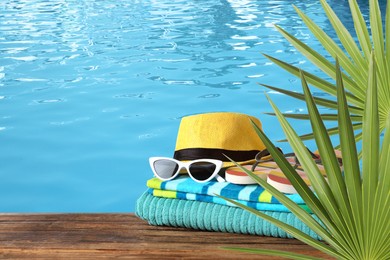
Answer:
(136, 191, 320, 240)
(147, 176, 305, 205)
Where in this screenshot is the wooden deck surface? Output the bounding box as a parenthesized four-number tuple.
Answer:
(0, 213, 331, 259)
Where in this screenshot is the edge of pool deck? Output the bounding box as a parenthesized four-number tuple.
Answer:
(0, 213, 332, 259)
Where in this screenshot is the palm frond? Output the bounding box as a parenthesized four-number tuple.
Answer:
(278, 123, 362, 142)
(264, 113, 362, 122)
(263, 0, 389, 145)
(262, 54, 365, 107)
(369, 0, 387, 90)
(335, 58, 364, 258)
(300, 67, 358, 251)
(222, 52, 388, 259)
(319, 0, 367, 75)
(362, 52, 380, 259)
(274, 25, 365, 100)
(220, 194, 341, 258)
(294, 4, 367, 89)
(221, 1, 389, 258)
(260, 83, 364, 115)
(349, 0, 371, 59)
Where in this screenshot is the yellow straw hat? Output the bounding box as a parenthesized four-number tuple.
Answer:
(173, 112, 266, 168)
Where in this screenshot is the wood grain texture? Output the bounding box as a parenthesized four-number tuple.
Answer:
(0, 214, 332, 259)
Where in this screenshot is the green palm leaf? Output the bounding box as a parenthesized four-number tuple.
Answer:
(259, 83, 364, 115)
(274, 25, 366, 100)
(300, 66, 359, 254)
(278, 123, 362, 142)
(349, 0, 371, 59)
(262, 54, 365, 107)
(294, 4, 367, 89)
(264, 0, 390, 143)
(362, 52, 379, 259)
(369, 0, 387, 90)
(220, 1, 389, 258)
(370, 115, 390, 258)
(222, 52, 388, 259)
(263, 113, 363, 122)
(220, 195, 341, 258)
(335, 58, 364, 258)
(319, 0, 367, 75)
(387, 2, 390, 70)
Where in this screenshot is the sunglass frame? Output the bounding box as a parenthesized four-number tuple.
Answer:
(149, 157, 224, 183)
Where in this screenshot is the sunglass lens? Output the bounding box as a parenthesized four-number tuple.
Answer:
(189, 162, 216, 181)
(153, 159, 179, 179)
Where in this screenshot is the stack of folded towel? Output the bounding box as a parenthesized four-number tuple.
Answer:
(135, 176, 320, 240)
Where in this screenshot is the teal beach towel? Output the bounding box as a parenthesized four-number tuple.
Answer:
(136, 191, 320, 240)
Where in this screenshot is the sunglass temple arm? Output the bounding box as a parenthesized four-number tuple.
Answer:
(216, 175, 226, 182)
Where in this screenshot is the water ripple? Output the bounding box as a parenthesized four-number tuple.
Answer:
(16, 78, 48, 82)
(7, 56, 37, 61)
(198, 94, 220, 99)
(114, 93, 154, 99)
(50, 117, 90, 126)
(34, 99, 66, 104)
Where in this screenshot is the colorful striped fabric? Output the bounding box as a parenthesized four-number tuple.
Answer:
(146, 176, 306, 205)
(148, 188, 310, 212)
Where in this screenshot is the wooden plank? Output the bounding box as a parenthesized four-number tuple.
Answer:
(0, 214, 332, 259)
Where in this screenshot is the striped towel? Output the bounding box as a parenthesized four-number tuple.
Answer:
(148, 188, 310, 212)
(147, 176, 305, 204)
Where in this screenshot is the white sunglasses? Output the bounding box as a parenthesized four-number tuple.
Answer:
(149, 157, 225, 183)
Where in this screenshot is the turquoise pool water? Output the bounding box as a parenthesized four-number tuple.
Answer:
(0, 0, 376, 212)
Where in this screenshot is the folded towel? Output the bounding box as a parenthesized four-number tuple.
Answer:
(148, 188, 311, 212)
(147, 176, 305, 205)
(136, 191, 320, 240)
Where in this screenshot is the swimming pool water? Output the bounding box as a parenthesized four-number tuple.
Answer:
(0, 0, 377, 212)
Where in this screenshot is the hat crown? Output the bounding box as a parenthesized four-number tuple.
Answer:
(174, 112, 266, 166)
